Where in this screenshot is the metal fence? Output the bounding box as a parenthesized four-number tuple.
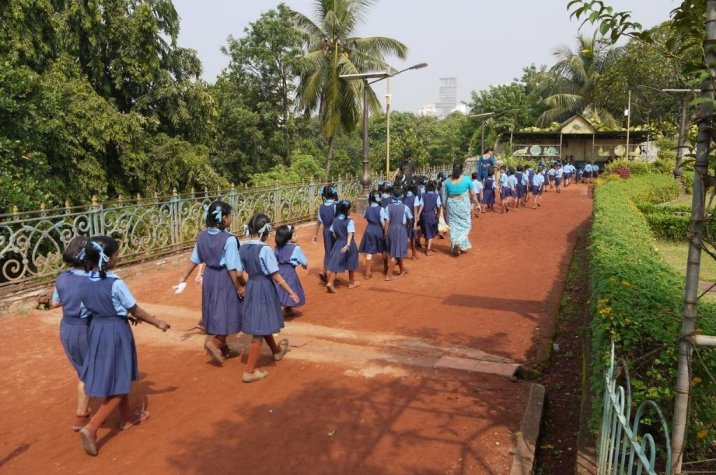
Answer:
(598, 343, 672, 474)
(0, 179, 366, 294)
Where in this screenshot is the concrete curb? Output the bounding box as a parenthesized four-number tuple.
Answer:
(510, 383, 546, 475)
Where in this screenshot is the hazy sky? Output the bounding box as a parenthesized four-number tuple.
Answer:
(172, 0, 676, 112)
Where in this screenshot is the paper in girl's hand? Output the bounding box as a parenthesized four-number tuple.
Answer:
(173, 282, 187, 294)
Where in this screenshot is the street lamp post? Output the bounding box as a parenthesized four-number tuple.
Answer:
(340, 62, 427, 211)
(469, 112, 495, 154)
(637, 85, 696, 183)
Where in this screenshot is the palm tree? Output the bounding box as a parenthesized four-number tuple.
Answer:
(537, 34, 621, 128)
(290, 0, 407, 175)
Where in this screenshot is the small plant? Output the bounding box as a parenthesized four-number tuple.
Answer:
(610, 165, 631, 179)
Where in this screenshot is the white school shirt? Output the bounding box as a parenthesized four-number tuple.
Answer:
(584, 164, 593, 172)
(555, 168, 564, 178)
(532, 173, 545, 187)
(507, 175, 517, 189)
(472, 180, 483, 194)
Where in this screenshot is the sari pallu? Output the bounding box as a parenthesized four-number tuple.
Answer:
(446, 193, 472, 251)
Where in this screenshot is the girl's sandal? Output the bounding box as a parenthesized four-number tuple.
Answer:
(426, 249, 433, 256)
(326, 283, 337, 293)
(242, 368, 268, 383)
(348, 281, 361, 289)
(273, 339, 289, 361)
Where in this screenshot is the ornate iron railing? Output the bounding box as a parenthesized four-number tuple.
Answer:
(598, 343, 672, 474)
(0, 179, 365, 293)
(0, 166, 445, 294)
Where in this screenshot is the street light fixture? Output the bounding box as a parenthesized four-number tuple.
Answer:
(637, 84, 696, 183)
(340, 62, 428, 211)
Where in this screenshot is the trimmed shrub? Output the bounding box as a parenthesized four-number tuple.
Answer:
(590, 174, 716, 453)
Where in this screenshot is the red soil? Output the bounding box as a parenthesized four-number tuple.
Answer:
(0, 183, 592, 474)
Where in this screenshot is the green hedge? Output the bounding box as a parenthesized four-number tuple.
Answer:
(637, 204, 710, 241)
(590, 174, 716, 451)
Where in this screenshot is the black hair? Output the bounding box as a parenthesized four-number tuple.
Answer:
(85, 235, 120, 279)
(406, 179, 419, 195)
(63, 235, 88, 268)
(426, 180, 437, 192)
(471, 172, 478, 180)
(336, 200, 351, 216)
(507, 168, 514, 176)
(368, 191, 381, 205)
(403, 148, 412, 158)
(321, 183, 338, 201)
(206, 200, 232, 230)
(483, 147, 494, 154)
(451, 162, 463, 180)
(394, 174, 406, 186)
(247, 213, 272, 241)
(392, 185, 404, 198)
(516, 165, 523, 172)
(274, 224, 294, 248)
(488, 169, 494, 177)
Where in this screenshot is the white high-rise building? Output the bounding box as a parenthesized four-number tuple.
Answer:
(435, 77, 457, 119)
(418, 104, 438, 117)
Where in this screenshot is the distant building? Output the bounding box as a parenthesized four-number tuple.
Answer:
(435, 77, 457, 119)
(451, 103, 469, 115)
(417, 104, 438, 117)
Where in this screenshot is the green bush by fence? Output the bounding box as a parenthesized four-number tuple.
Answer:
(590, 174, 716, 452)
(636, 204, 716, 241)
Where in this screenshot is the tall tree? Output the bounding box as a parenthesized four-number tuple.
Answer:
(290, 0, 407, 175)
(537, 34, 621, 128)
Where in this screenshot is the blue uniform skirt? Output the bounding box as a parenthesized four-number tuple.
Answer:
(358, 223, 387, 254)
(242, 275, 285, 335)
(531, 185, 543, 195)
(275, 264, 305, 308)
(81, 317, 138, 397)
(60, 317, 90, 377)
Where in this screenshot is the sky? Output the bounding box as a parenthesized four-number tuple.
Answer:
(172, 0, 677, 113)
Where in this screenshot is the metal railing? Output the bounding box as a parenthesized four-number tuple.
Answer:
(0, 179, 365, 293)
(598, 343, 672, 474)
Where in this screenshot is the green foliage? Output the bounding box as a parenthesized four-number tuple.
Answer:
(589, 174, 716, 450)
(250, 152, 326, 186)
(603, 159, 659, 177)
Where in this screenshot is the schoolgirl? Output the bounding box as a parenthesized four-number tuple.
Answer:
(49, 236, 92, 431)
(240, 214, 297, 383)
(274, 225, 307, 316)
(312, 184, 338, 281)
(383, 185, 412, 280)
(482, 170, 497, 211)
(554, 163, 564, 193)
(547, 165, 556, 190)
(471, 172, 484, 215)
(379, 181, 394, 208)
(419, 180, 443, 256)
(325, 200, 360, 292)
(402, 180, 423, 259)
(531, 165, 546, 208)
(175, 201, 242, 366)
(499, 167, 511, 213)
(358, 191, 388, 279)
(78, 236, 170, 456)
(514, 166, 528, 207)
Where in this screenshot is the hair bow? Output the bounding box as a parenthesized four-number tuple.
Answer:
(74, 248, 86, 261)
(212, 206, 223, 223)
(318, 186, 325, 197)
(90, 241, 110, 271)
(202, 204, 209, 221)
(258, 222, 272, 237)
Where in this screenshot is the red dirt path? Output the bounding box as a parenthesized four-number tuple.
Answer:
(0, 183, 592, 474)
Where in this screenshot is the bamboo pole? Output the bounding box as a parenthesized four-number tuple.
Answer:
(671, 3, 716, 472)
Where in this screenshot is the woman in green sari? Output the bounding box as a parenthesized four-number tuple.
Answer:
(443, 162, 480, 256)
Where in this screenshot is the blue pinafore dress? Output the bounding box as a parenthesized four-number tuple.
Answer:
(240, 243, 284, 335)
(386, 202, 409, 258)
(482, 177, 496, 205)
(80, 276, 138, 397)
(326, 218, 359, 272)
(358, 205, 386, 254)
(402, 194, 418, 239)
(274, 244, 306, 308)
(56, 270, 90, 376)
(420, 193, 439, 240)
(196, 231, 242, 336)
(319, 203, 336, 269)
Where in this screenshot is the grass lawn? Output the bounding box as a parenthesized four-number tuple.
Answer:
(659, 193, 716, 210)
(655, 240, 716, 301)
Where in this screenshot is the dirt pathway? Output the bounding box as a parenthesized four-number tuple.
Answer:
(0, 183, 592, 474)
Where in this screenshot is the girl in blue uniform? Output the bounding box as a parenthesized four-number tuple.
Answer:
(359, 191, 388, 279)
(326, 200, 360, 292)
(402, 180, 423, 260)
(240, 214, 298, 383)
(419, 180, 442, 256)
(78, 236, 170, 456)
(175, 201, 242, 366)
(482, 171, 497, 211)
(49, 236, 92, 431)
(312, 184, 338, 282)
(383, 186, 412, 279)
(273, 224, 307, 316)
(532, 166, 546, 209)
